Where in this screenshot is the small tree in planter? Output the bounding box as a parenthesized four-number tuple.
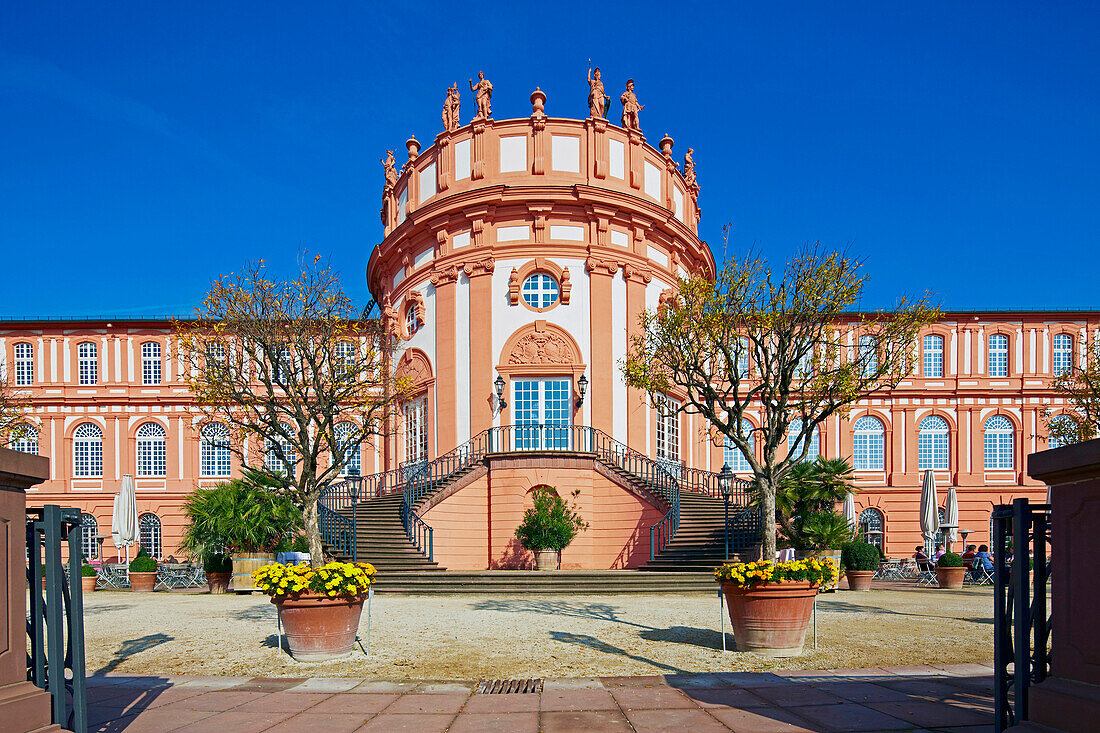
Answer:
(128, 547, 158, 592)
(840, 541, 880, 591)
(936, 552, 966, 589)
(515, 488, 589, 570)
(204, 552, 232, 594)
(80, 562, 98, 594)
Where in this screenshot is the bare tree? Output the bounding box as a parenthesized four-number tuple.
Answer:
(176, 257, 409, 567)
(1046, 340, 1100, 446)
(0, 363, 31, 446)
(624, 243, 939, 560)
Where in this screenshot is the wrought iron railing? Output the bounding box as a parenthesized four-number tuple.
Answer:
(319, 469, 404, 560)
(26, 505, 88, 733)
(992, 497, 1051, 732)
(725, 503, 763, 557)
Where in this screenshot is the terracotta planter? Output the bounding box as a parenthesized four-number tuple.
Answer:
(81, 575, 97, 594)
(207, 572, 231, 594)
(129, 571, 157, 592)
(844, 569, 874, 591)
(536, 550, 560, 571)
(936, 566, 966, 589)
(722, 580, 819, 657)
(231, 553, 277, 592)
(273, 592, 366, 662)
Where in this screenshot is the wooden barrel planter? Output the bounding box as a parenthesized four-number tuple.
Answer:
(231, 553, 277, 592)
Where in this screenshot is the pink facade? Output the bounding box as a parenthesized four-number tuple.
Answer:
(5, 95, 1085, 566)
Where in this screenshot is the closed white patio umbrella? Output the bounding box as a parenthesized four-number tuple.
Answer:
(944, 487, 959, 551)
(843, 493, 858, 532)
(111, 474, 139, 563)
(919, 469, 940, 557)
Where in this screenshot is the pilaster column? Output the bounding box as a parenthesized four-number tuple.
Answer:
(623, 262, 652, 451)
(431, 264, 461, 452)
(463, 258, 496, 438)
(586, 256, 618, 435)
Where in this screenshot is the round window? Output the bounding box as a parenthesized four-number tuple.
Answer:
(521, 274, 559, 309)
(405, 307, 420, 335)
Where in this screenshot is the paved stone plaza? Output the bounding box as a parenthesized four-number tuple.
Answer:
(85, 663, 995, 732)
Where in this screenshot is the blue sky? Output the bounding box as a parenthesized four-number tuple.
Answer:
(2, 2, 1097, 316)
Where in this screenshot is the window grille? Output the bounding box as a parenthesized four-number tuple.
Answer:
(265, 423, 297, 475)
(80, 514, 99, 560)
(406, 307, 420, 335)
(335, 422, 361, 476)
(1052, 334, 1072, 376)
(136, 422, 166, 477)
(403, 399, 428, 465)
(787, 419, 820, 463)
(200, 423, 231, 476)
(723, 419, 755, 472)
(859, 336, 878, 377)
(852, 416, 885, 471)
(1046, 415, 1076, 450)
(858, 507, 884, 549)
(14, 342, 33, 385)
(139, 513, 162, 558)
(923, 335, 943, 378)
(11, 425, 38, 455)
(521, 273, 559, 309)
(984, 415, 1014, 470)
(918, 415, 949, 470)
(73, 423, 103, 477)
(78, 342, 98, 385)
(141, 342, 162, 384)
(335, 341, 355, 376)
(656, 398, 680, 463)
(988, 334, 1008, 377)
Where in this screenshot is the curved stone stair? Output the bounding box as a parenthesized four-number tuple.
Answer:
(641, 492, 760, 572)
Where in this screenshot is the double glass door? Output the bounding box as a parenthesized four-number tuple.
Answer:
(513, 378, 571, 450)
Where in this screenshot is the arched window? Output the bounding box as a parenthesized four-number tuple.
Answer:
(78, 342, 98, 385)
(787, 419, 820, 463)
(11, 425, 38, 455)
(405, 306, 421, 336)
(918, 415, 949, 471)
(984, 415, 1014, 470)
(139, 513, 162, 559)
(80, 513, 98, 561)
(859, 335, 878, 377)
(334, 422, 361, 476)
(988, 334, 1008, 377)
(265, 423, 297, 475)
(858, 507, 884, 550)
(200, 423, 231, 477)
(73, 423, 103, 477)
(14, 342, 33, 385)
(1052, 334, 1073, 376)
(136, 422, 167, 477)
(923, 335, 943, 378)
(1047, 415, 1077, 450)
(141, 341, 162, 385)
(521, 273, 559, 309)
(852, 416, 885, 471)
(724, 419, 755, 473)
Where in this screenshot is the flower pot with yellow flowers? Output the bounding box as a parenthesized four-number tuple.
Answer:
(715, 557, 838, 657)
(252, 561, 377, 662)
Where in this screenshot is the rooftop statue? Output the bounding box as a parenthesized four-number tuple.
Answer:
(380, 150, 398, 223)
(587, 64, 609, 119)
(620, 78, 644, 131)
(684, 147, 699, 195)
(381, 150, 398, 190)
(442, 83, 461, 132)
(469, 71, 493, 120)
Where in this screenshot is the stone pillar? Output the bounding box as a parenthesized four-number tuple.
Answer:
(586, 257, 618, 436)
(0, 447, 57, 732)
(431, 266, 460, 452)
(464, 258, 495, 438)
(1019, 439, 1100, 731)
(623, 263, 651, 452)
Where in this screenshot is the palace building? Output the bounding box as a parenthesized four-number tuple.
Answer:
(8, 79, 1084, 570)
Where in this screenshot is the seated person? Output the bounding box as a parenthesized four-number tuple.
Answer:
(913, 546, 930, 572)
(933, 544, 946, 561)
(961, 544, 977, 568)
(972, 544, 994, 577)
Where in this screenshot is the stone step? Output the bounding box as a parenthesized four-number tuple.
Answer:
(368, 570, 719, 594)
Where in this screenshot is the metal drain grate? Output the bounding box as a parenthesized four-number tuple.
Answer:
(475, 678, 543, 694)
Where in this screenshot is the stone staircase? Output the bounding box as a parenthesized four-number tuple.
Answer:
(333, 492, 445, 572)
(640, 492, 760, 572)
(369, 569, 717, 594)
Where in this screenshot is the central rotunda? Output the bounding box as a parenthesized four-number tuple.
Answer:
(362, 75, 732, 571)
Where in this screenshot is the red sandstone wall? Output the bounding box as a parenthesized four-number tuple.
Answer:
(421, 456, 665, 571)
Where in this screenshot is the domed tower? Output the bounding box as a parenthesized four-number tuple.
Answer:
(363, 78, 725, 571)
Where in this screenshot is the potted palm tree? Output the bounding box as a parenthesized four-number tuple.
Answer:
(128, 547, 158, 592)
(840, 540, 879, 591)
(778, 458, 858, 590)
(515, 487, 589, 570)
(180, 469, 302, 592)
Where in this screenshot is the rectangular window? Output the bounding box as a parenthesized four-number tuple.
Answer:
(78, 342, 98, 385)
(141, 342, 162, 385)
(923, 335, 943, 378)
(655, 397, 680, 465)
(551, 135, 580, 173)
(512, 378, 571, 450)
(918, 432, 949, 470)
(859, 336, 878, 378)
(609, 139, 625, 179)
(14, 343, 33, 385)
(644, 160, 662, 201)
(1052, 334, 1072, 376)
(988, 334, 1008, 377)
(418, 162, 437, 204)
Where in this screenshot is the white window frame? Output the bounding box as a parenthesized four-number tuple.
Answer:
(1052, 334, 1072, 376)
(852, 416, 885, 471)
(521, 273, 559, 309)
(141, 341, 162, 385)
(656, 397, 681, 465)
(858, 507, 884, 550)
(406, 307, 420, 336)
(923, 334, 943, 378)
(787, 419, 820, 463)
(73, 423, 103, 477)
(723, 419, 755, 473)
(78, 342, 98, 385)
(988, 334, 1008, 378)
(200, 423, 232, 477)
(265, 423, 297, 476)
(11, 425, 38, 455)
(918, 415, 949, 471)
(403, 399, 428, 466)
(512, 378, 572, 450)
(984, 415, 1014, 470)
(80, 514, 99, 561)
(14, 343, 33, 386)
(335, 421, 362, 476)
(859, 336, 878, 378)
(139, 513, 162, 559)
(136, 422, 167, 477)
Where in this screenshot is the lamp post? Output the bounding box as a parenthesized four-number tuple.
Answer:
(719, 463, 733, 560)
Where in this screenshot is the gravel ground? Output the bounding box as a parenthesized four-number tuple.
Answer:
(78, 586, 993, 679)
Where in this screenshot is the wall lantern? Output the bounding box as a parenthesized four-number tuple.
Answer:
(495, 374, 507, 410)
(576, 374, 589, 407)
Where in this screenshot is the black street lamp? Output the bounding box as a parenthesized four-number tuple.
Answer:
(719, 463, 733, 560)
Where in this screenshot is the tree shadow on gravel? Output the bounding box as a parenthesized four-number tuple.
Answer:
(469, 599, 650, 629)
(638, 625, 733, 650)
(81, 603, 130, 616)
(548, 631, 692, 674)
(92, 633, 174, 675)
(818, 599, 983, 622)
(229, 603, 278, 622)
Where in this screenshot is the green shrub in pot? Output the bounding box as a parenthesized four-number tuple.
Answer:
(937, 552, 964, 568)
(129, 547, 157, 573)
(840, 541, 880, 572)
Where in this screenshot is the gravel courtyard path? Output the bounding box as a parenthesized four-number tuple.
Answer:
(80, 587, 993, 679)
